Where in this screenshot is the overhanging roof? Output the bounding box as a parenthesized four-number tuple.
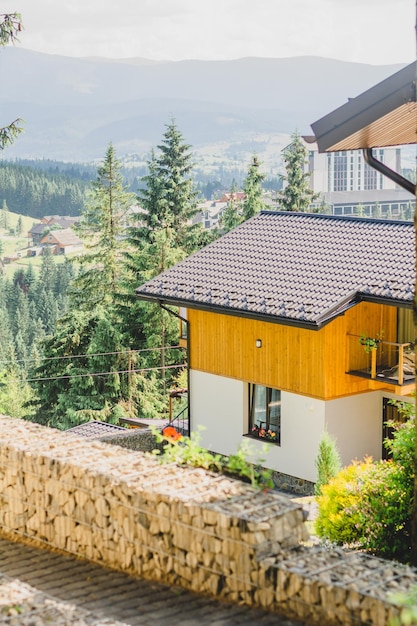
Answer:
(310, 61, 417, 152)
(135, 212, 414, 330)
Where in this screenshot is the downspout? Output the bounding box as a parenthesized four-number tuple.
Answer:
(363, 148, 416, 196)
(160, 303, 191, 433)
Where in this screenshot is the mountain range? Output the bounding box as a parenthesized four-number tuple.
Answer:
(0, 48, 405, 164)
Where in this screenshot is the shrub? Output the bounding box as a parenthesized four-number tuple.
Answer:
(151, 426, 274, 490)
(358, 460, 412, 561)
(316, 405, 415, 562)
(315, 458, 372, 545)
(314, 430, 341, 495)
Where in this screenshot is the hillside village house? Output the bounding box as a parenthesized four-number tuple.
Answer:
(135, 61, 416, 489)
(40, 228, 83, 255)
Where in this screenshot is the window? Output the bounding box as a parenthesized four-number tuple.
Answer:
(249, 384, 281, 444)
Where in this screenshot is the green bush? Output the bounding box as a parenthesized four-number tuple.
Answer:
(150, 426, 274, 490)
(315, 459, 371, 545)
(316, 405, 415, 562)
(314, 430, 341, 495)
(358, 460, 412, 561)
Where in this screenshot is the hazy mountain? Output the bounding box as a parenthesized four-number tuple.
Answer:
(0, 48, 405, 162)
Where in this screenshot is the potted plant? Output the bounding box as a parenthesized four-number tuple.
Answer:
(359, 331, 383, 353)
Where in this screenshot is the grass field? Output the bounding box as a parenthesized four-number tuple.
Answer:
(0, 211, 76, 277)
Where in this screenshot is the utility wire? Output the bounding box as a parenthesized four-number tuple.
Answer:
(0, 345, 185, 367)
(10, 363, 187, 385)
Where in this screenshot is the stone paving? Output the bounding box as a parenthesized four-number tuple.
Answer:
(0, 537, 305, 626)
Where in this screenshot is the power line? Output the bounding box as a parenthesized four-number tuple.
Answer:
(0, 345, 185, 367)
(10, 363, 187, 385)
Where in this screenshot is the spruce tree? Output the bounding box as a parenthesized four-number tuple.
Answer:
(242, 155, 267, 221)
(220, 183, 242, 233)
(139, 119, 203, 252)
(279, 131, 318, 212)
(0, 14, 23, 149)
(28, 145, 138, 428)
(72, 143, 136, 308)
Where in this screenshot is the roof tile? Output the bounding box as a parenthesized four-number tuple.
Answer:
(135, 212, 414, 328)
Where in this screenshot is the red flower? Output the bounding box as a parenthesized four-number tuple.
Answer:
(163, 426, 182, 441)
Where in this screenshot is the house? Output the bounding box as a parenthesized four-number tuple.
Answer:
(40, 228, 83, 255)
(41, 215, 80, 228)
(136, 61, 416, 489)
(307, 146, 414, 218)
(28, 222, 48, 246)
(136, 210, 414, 487)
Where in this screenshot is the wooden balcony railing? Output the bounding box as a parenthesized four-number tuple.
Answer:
(347, 335, 415, 386)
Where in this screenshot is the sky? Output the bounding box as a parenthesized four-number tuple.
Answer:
(2, 0, 416, 65)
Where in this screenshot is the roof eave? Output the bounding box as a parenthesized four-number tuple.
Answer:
(136, 289, 414, 330)
(310, 61, 417, 153)
(135, 291, 322, 330)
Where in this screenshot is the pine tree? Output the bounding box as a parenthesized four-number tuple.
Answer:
(220, 183, 242, 233)
(141, 119, 200, 251)
(242, 155, 266, 221)
(16, 215, 22, 236)
(315, 431, 342, 495)
(28, 146, 138, 428)
(72, 143, 136, 309)
(0, 14, 24, 149)
(1, 199, 9, 229)
(278, 131, 318, 212)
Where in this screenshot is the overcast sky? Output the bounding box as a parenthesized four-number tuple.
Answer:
(2, 0, 415, 65)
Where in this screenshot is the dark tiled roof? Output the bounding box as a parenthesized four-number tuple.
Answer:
(66, 421, 126, 439)
(135, 212, 414, 328)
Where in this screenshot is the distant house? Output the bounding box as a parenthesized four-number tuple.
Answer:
(28, 223, 48, 246)
(40, 228, 83, 255)
(28, 216, 80, 246)
(219, 191, 245, 203)
(41, 215, 80, 228)
(194, 200, 227, 229)
(136, 210, 414, 487)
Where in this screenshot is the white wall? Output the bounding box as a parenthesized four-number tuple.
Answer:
(189, 370, 415, 485)
(190, 370, 246, 457)
(190, 371, 325, 482)
(325, 392, 382, 466)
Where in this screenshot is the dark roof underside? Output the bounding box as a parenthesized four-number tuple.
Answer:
(135, 212, 414, 329)
(310, 61, 417, 152)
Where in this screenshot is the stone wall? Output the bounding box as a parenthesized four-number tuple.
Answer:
(0, 415, 416, 626)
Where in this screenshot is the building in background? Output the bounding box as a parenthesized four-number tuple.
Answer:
(308, 145, 414, 217)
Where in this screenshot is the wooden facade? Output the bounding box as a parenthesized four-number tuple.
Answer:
(187, 301, 398, 400)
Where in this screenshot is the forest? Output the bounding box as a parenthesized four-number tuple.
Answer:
(0, 119, 304, 430)
(0, 155, 283, 221)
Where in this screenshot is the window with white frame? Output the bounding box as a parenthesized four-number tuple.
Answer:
(248, 384, 281, 444)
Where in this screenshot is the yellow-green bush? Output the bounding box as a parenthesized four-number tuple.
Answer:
(316, 412, 414, 561)
(315, 458, 373, 545)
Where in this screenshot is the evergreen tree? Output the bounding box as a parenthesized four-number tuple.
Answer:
(219, 183, 242, 233)
(16, 215, 22, 236)
(356, 203, 365, 217)
(0, 14, 24, 149)
(141, 119, 200, 251)
(315, 431, 342, 495)
(278, 131, 318, 212)
(404, 201, 414, 221)
(242, 155, 267, 221)
(28, 145, 137, 428)
(72, 143, 136, 309)
(1, 199, 9, 229)
(373, 202, 382, 219)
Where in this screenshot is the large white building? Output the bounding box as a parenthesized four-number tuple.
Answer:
(308, 146, 414, 217)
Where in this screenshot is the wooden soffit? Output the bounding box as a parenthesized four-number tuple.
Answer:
(309, 61, 417, 152)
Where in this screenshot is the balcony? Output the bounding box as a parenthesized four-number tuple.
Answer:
(347, 334, 415, 392)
